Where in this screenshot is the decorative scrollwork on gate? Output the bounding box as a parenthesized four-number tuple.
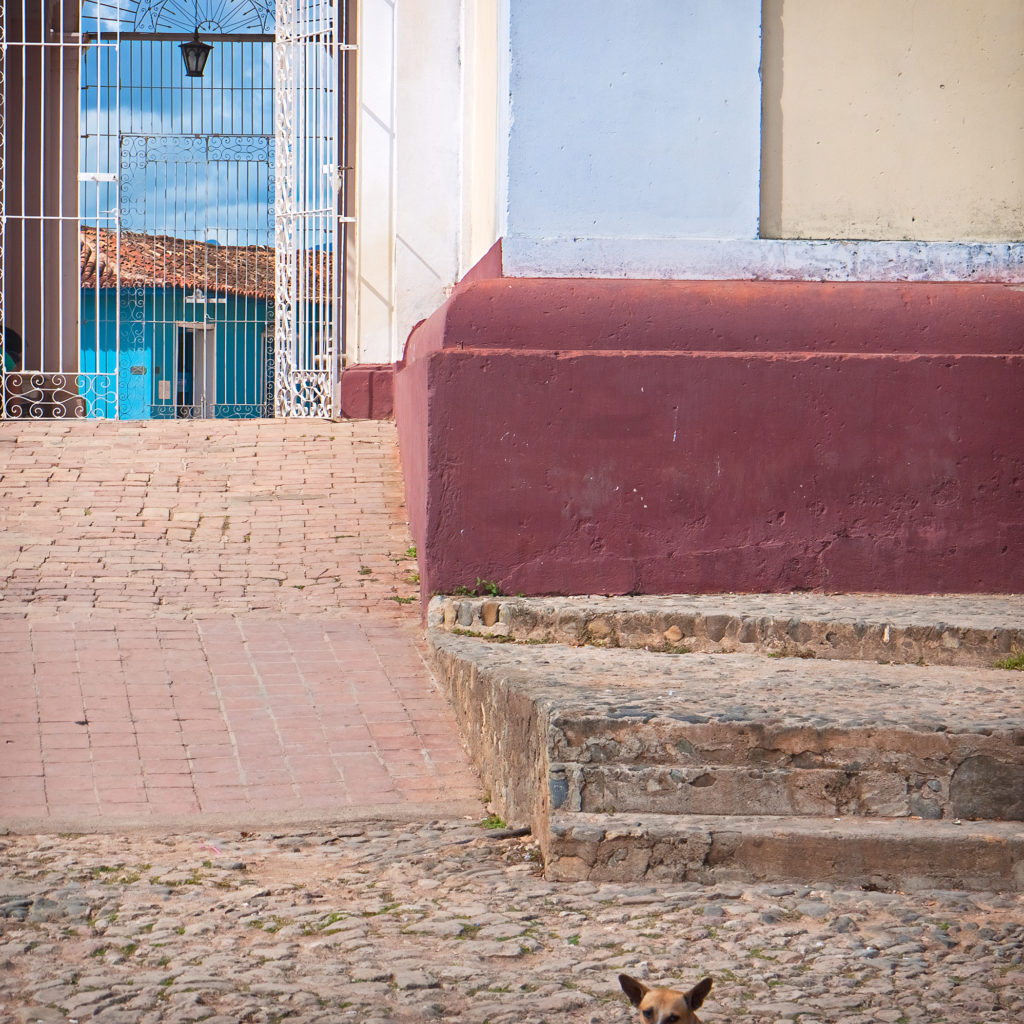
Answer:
(276, 368, 333, 418)
(82, 1, 275, 34)
(145, 135, 206, 164)
(0, 373, 115, 419)
(210, 136, 273, 164)
(129, 134, 273, 169)
(119, 135, 149, 232)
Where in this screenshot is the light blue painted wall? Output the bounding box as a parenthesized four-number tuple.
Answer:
(504, 0, 762, 243)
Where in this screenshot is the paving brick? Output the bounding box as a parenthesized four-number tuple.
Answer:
(0, 420, 479, 827)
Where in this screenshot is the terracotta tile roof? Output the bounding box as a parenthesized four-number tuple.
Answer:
(80, 228, 332, 301)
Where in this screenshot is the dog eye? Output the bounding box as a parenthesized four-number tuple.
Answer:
(666, 1017, 679, 1024)
(642, 1011, 654, 1021)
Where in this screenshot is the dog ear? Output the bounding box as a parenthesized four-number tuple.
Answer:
(685, 977, 713, 1010)
(619, 974, 649, 1008)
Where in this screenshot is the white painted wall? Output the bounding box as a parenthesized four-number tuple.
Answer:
(504, 0, 762, 244)
(393, 0, 463, 352)
(354, 0, 397, 364)
(355, 0, 503, 364)
(355, 0, 463, 364)
(501, 236, 1024, 283)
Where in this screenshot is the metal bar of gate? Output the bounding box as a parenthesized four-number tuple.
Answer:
(1, 3, 6, 411)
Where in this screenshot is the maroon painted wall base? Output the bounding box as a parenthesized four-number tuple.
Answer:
(341, 364, 394, 419)
(396, 263, 1024, 598)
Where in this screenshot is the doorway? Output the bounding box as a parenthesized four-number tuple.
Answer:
(174, 324, 217, 419)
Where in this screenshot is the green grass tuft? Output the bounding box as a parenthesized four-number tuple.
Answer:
(995, 650, 1024, 671)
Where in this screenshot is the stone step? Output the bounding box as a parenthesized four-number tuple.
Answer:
(545, 650, 1024, 820)
(558, 760, 1022, 821)
(431, 630, 1024, 821)
(427, 606, 1024, 890)
(430, 593, 1024, 667)
(545, 812, 1024, 891)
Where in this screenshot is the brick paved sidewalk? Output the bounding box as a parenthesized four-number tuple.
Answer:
(0, 420, 482, 828)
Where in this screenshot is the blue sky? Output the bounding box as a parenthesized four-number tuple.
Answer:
(79, 35, 277, 247)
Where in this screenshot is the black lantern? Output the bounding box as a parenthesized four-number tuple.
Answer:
(180, 32, 213, 78)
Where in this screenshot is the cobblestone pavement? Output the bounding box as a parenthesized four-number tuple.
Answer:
(1, 823, 1022, 1024)
(0, 420, 481, 826)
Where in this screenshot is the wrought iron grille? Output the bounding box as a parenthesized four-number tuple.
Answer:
(274, 0, 352, 419)
(0, 1, 352, 420)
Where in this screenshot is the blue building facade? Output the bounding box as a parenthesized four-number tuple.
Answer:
(80, 286, 273, 420)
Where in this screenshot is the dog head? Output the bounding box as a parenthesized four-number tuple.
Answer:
(619, 974, 713, 1024)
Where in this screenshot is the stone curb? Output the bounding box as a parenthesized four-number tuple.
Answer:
(428, 593, 1024, 666)
(0, 800, 486, 837)
(546, 812, 1024, 891)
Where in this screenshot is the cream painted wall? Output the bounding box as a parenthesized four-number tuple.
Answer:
(460, 0, 505, 273)
(762, 0, 1024, 242)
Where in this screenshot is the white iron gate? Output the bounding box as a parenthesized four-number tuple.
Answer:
(0, 1, 352, 420)
(273, 0, 353, 418)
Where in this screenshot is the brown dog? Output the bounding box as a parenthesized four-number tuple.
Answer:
(619, 973, 714, 1024)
